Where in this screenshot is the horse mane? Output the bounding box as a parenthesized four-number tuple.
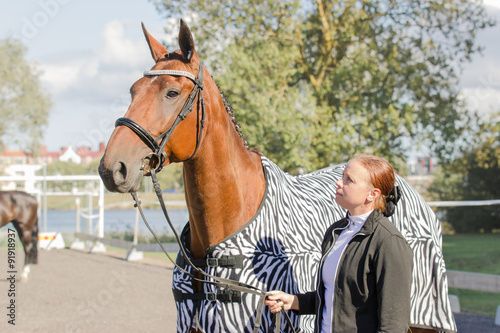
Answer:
(215, 80, 261, 155)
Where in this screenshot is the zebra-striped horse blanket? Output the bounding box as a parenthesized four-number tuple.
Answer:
(173, 156, 457, 332)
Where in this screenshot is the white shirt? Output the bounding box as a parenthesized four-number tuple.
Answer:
(321, 210, 373, 333)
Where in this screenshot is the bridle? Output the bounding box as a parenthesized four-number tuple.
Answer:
(115, 61, 296, 333)
(115, 62, 206, 173)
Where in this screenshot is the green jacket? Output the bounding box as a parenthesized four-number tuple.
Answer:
(297, 209, 413, 333)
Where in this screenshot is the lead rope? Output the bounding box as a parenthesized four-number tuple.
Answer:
(130, 168, 297, 333)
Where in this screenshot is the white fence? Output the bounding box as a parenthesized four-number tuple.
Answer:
(0, 174, 105, 244)
(428, 199, 500, 207)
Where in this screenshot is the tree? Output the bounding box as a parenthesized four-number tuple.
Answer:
(154, 162, 184, 192)
(0, 38, 52, 153)
(153, 0, 494, 173)
(429, 113, 500, 233)
(41, 160, 97, 192)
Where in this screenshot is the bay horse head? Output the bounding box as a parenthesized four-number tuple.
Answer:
(99, 20, 217, 193)
(99, 19, 264, 256)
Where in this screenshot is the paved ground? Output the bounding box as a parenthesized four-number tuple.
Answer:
(1, 248, 176, 333)
(1, 248, 499, 333)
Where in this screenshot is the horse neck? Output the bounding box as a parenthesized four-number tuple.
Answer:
(182, 99, 265, 259)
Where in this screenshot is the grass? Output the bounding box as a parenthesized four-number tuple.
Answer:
(442, 233, 500, 275)
(103, 245, 178, 262)
(447, 288, 499, 317)
(442, 233, 500, 316)
(44, 192, 186, 210)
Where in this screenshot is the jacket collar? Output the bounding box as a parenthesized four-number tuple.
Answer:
(357, 209, 382, 235)
(334, 210, 381, 235)
(334, 212, 350, 230)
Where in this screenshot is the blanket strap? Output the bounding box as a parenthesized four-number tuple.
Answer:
(177, 254, 244, 269)
(173, 289, 242, 303)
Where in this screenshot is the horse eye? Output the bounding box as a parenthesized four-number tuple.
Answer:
(165, 90, 179, 99)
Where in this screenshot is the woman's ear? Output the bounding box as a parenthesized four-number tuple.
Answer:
(367, 188, 381, 202)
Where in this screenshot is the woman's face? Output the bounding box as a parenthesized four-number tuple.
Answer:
(335, 159, 376, 215)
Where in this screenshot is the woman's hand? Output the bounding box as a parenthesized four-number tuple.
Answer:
(264, 291, 299, 313)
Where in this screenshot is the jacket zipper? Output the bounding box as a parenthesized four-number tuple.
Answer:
(315, 220, 351, 332)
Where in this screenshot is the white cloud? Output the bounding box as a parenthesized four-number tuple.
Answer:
(38, 20, 154, 104)
(40, 57, 100, 94)
(460, 87, 500, 117)
(483, 0, 500, 9)
(36, 20, 161, 150)
(101, 20, 150, 67)
(457, 2, 500, 116)
(41, 62, 81, 94)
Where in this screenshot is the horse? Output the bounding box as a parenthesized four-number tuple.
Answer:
(0, 190, 39, 281)
(99, 20, 456, 333)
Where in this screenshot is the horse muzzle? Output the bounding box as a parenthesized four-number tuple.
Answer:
(98, 156, 144, 193)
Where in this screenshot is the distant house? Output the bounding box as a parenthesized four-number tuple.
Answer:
(59, 146, 82, 164)
(0, 143, 105, 192)
(407, 156, 437, 176)
(405, 156, 438, 195)
(75, 143, 106, 165)
(0, 147, 31, 166)
(0, 143, 105, 168)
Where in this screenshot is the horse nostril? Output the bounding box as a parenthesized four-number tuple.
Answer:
(113, 161, 127, 184)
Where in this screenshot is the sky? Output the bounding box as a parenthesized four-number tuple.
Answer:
(1, 0, 499, 152)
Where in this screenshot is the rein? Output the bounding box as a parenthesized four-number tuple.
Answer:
(117, 63, 296, 333)
(131, 178, 286, 333)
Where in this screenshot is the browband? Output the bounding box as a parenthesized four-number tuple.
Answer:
(143, 69, 196, 82)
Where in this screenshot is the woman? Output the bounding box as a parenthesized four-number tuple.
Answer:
(265, 154, 413, 332)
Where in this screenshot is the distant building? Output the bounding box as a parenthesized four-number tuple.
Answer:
(0, 143, 105, 169)
(74, 143, 106, 165)
(59, 146, 82, 164)
(405, 156, 438, 196)
(0, 147, 32, 166)
(407, 156, 437, 176)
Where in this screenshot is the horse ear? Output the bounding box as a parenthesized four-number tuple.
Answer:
(141, 22, 168, 63)
(178, 19, 197, 62)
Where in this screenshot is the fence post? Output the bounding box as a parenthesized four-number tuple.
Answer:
(70, 197, 85, 250)
(448, 294, 460, 313)
(89, 182, 106, 253)
(126, 208, 143, 261)
(495, 305, 500, 326)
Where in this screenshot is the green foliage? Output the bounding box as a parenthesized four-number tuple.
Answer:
(39, 160, 101, 192)
(0, 38, 52, 153)
(41, 158, 184, 194)
(153, 0, 494, 173)
(45, 159, 100, 176)
(138, 162, 184, 193)
(108, 231, 178, 244)
(430, 113, 500, 233)
(156, 162, 184, 191)
(218, 37, 318, 173)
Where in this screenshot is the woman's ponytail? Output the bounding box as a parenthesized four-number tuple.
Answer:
(384, 185, 401, 217)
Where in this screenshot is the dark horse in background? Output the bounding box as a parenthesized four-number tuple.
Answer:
(99, 20, 455, 333)
(0, 191, 39, 281)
